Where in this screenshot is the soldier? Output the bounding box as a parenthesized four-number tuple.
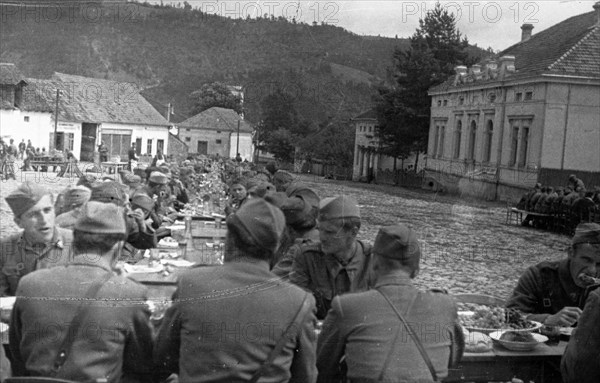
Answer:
(271, 184, 320, 276)
(568, 174, 585, 193)
(155, 199, 317, 382)
(561, 286, 600, 383)
(506, 223, 600, 326)
(290, 195, 376, 319)
(128, 142, 139, 171)
(1, 182, 74, 296)
(9, 201, 157, 382)
(224, 179, 248, 216)
(55, 186, 92, 230)
(273, 170, 295, 192)
(317, 224, 464, 382)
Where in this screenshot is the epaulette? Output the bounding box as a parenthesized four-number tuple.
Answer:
(428, 288, 449, 294)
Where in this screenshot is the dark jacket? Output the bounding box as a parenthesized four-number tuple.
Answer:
(154, 260, 317, 383)
(9, 263, 156, 383)
(561, 288, 600, 383)
(506, 259, 587, 324)
(290, 240, 376, 319)
(317, 272, 464, 382)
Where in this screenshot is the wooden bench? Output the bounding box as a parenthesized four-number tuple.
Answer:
(506, 207, 551, 226)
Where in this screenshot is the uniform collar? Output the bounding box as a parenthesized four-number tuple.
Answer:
(18, 227, 65, 250)
(375, 271, 414, 288)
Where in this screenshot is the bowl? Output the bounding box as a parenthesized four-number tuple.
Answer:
(489, 330, 548, 351)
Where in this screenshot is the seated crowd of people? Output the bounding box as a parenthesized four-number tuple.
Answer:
(516, 174, 600, 233)
(0, 155, 599, 383)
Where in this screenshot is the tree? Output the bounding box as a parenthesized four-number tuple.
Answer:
(263, 128, 296, 163)
(375, 2, 473, 169)
(189, 82, 242, 116)
(300, 120, 355, 168)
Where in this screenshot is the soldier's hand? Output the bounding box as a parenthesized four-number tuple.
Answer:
(545, 306, 582, 327)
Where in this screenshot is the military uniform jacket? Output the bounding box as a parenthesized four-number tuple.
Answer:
(1, 227, 74, 296)
(316, 272, 464, 383)
(9, 262, 155, 383)
(561, 288, 600, 383)
(154, 260, 317, 383)
(506, 259, 588, 323)
(272, 229, 320, 278)
(290, 240, 376, 319)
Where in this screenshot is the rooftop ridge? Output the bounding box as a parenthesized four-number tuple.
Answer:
(548, 25, 600, 71)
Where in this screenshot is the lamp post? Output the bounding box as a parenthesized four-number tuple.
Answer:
(53, 89, 60, 150)
(236, 119, 240, 157)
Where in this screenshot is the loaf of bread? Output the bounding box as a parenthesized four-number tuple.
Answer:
(464, 330, 493, 353)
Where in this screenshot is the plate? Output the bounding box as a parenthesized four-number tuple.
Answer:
(122, 263, 164, 274)
(463, 320, 542, 335)
(489, 330, 548, 351)
(0, 296, 16, 310)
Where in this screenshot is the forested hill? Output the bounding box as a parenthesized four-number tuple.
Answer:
(0, 2, 484, 125)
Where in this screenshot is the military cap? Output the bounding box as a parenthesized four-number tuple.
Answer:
(230, 178, 248, 190)
(131, 193, 155, 212)
(5, 182, 50, 217)
(122, 174, 142, 187)
(281, 195, 315, 228)
(65, 186, 91, 207)
(286, 182, 320, 209)
(76, 201, 126, 235)
(90, 181, 127, 206)
(149, 171, 169, 185)
(227, 198, 285, 253)
(318, 196, 360, 221)
(572, 223, 600, 246)
(373, 224, 421, 263)
(274, 170, 293, 183)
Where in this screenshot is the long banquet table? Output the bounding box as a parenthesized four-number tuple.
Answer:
(444, 341, 566, 383)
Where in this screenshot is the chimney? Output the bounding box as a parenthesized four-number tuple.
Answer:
(455, 66, 467, 76)
(594, 2, 600, 26)
(520, 23, 534, 42)
(499, 55, 516, 79)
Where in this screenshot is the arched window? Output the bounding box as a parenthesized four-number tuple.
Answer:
(468, 120, 477, 160)
(484, 120, 493, 163)
(453, 120, 462, 159)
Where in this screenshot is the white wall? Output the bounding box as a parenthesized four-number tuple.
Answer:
(229, 132, 253, 161)
(100, 122, 170, 156)
(0, 109, 53, 150)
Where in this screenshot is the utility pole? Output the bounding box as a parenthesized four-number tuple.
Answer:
(53, 89, 60, 150)
(236, 119, 240, 156)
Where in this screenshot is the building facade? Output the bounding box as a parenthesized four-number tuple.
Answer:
(179, 107, 253, 160)
(351, 109, 421, 182)
(1, 67, 171, 162)
(426, 5, 600, 201)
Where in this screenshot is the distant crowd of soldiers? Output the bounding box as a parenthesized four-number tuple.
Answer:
(517, 174, 600, 233)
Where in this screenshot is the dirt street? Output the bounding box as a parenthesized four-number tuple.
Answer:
(0, 172, 569, 300)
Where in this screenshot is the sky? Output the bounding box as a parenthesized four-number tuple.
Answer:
(167, 1, 598, 50)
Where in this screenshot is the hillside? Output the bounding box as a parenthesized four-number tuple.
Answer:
(0, 2, 484, 126)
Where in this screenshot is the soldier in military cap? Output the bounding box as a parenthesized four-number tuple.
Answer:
(1, 182, 74, 296)
(507, 222, 600, 326)
(155, 199, 317, 382)
(271, 183, 320, 276)
(317, 224, 464, 383)
(273, 170, 295, 192)
(9, 201, 157, 382)
(290, 195, 375, 319)
(55, 186, 92, 230)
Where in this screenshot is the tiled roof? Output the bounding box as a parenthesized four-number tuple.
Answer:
(430, 10, 599, 93)
(0, 63, 26, 85)
(352, 109, 377, 120)
(36, 73, 170, 126)
(20, 78, 55, 113)
(501, 11, 599, 77)
(179, 107, 252, 133)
